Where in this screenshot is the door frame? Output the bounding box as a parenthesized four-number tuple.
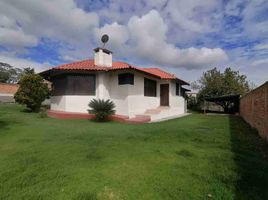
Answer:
(160, 84, 169, 106)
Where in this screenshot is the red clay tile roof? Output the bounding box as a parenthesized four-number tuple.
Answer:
(0, 83, 19, 94)
(139, 68, 177, 79)
(55, 60, 107, 70)
(41, 59, 189, 85)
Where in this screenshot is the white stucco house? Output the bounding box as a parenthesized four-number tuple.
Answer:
(41, 47, 189, 122)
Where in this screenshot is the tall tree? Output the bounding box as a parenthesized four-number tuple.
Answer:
(197, 67, 250, 112)
(0, 71, 10, 83)
(0, 62, 23, 83)
(198, 67, 250, 98)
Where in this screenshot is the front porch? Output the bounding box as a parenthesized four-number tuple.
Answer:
(47, 106, 188, 124)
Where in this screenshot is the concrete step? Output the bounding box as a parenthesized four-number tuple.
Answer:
(125, 115, 151, 124)
(142, 107, 185, 121)
(144, 109, 161, 114)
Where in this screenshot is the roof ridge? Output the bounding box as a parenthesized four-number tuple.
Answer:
(54, 59, 92, 68)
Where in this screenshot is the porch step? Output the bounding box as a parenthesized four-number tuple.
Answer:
(145, 109, 161, 114)
(144, 106, 169, 114)
(142, 107, 185, 122)
(125, 115, 151, 124)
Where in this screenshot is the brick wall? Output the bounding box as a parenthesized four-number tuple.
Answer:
(0, 83, 19, 94)
(240, 82, 268, 141)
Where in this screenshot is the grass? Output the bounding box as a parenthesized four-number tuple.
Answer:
(0, 104, 268, 200)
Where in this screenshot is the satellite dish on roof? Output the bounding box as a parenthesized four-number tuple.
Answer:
(101, 34, 109, 48)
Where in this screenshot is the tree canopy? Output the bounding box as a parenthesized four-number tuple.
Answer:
(14, 74, 50, 112)
(198, 67, 250, 99)
(0, 62, 35, 83)
(196, 67, 251, 113)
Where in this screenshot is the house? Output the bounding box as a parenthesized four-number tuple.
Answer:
(40, 47, 189, 122)
(0, 83, 19, 103)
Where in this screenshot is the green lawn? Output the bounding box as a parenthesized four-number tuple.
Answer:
(0, 104, 268, 200)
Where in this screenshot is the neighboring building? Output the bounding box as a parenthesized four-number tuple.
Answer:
(0, 83, 19, 103)
(186, 91, 198, 98)
(40, 48, 189, 122)
(181, 87, 191, 98)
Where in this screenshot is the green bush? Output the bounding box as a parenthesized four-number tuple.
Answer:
(39, 107, 48, 118)
(14, 74, 50, 112)
(88, 99, 115, 122)
(187, 96, 201, 111)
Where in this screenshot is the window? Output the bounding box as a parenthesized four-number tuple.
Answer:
(118, 73, 134, 85)
(66, 74, 96, 95)
(176, 83, 180, 96)
(144, 78, 157, 97)
(52, 76, 67, 96)
(52, 74, 96, 96)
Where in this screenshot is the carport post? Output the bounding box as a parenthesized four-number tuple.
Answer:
(203, 100, 206, 114)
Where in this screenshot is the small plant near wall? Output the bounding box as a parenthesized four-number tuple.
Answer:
(88, 99, 115, 122)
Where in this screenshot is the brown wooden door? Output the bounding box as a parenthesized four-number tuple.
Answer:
(160, 84, 169, 106)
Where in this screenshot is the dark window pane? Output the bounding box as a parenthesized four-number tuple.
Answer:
(66, 74, 96, 95)
(176, 83, 180, 96)
(118, 73, 134, 85)
(52, 76, 67, 96)
(144, 78, 157, 97)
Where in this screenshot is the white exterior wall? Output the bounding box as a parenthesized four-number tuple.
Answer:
(108, 71, 130, 116)
(125, 71, 160, 117)
(50, 70, 186, 117)
(51, 96, 66, 111)
(169, 81, 187, 113)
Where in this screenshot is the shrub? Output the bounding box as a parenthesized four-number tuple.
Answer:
(88, 99, 115, 122)
(14, 74, 50, 112)
(187, 96, 201, 111)
(39, 107, 48, 118)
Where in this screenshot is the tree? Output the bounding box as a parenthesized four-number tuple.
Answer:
(14, 74, 50, 112)
(0, 71, 10, 83)
(197, 67, 250, 112)
(18, 67, 35, 81)
(0, 62, 23, 83)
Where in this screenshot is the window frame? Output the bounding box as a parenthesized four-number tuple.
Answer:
(52, 74, 96, 96)
(118, 73, 134, 85)
(176, 83, 181, 96)
(144, 78, 157, 97)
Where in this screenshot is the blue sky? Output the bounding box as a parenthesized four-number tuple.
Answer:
(0, 0, 267, 86)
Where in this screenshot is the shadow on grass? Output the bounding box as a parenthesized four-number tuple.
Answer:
(229, 115, 268, 200)
(20, 108, 36, 113)
(0, 120, 10, 131)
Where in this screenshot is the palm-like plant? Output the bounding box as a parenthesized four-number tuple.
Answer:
(88, 99, 115, 121)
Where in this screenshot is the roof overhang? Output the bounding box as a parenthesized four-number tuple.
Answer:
(181, 87, 191, 91)
(204, 94, 240, 102)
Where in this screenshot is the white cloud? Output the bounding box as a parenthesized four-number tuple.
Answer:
(94, 22, 129, 55)
(0, 0, 99, 48)
(0, 53, 50, 72)
(241, 0, 268, 38)
(252, 58, 268, 66)
(96, 10, 228, 69)
(224, 0, 244, 16)
(164, 0, 221, 33)
(0, 27, 38, 47)
(253, 43, 268, 50)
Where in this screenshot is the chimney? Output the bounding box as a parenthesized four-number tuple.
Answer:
(94, 48, 112, 67)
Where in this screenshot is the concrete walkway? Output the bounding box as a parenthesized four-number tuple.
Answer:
(150, 113, 191, 123)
